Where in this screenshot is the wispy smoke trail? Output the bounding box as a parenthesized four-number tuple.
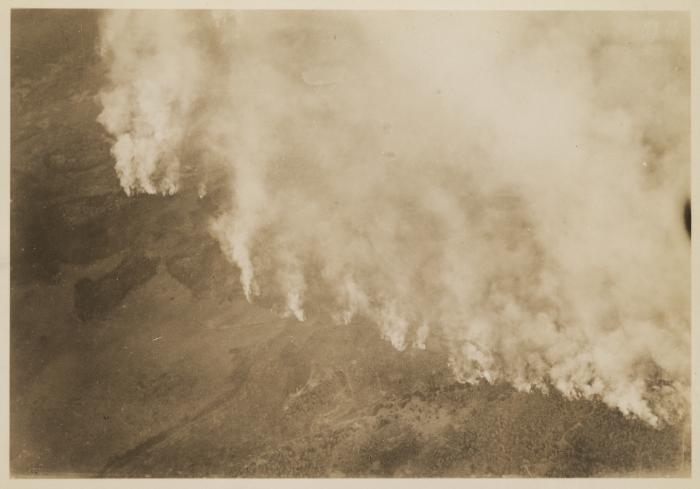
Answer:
(97, 11, 690, 425)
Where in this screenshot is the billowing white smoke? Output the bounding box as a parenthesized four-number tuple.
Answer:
(97, 11, 690, 425)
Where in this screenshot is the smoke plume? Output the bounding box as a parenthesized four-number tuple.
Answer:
(97, 11, 690, 426)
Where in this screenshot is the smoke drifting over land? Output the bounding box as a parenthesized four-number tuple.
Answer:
(97, 11, 690, 426)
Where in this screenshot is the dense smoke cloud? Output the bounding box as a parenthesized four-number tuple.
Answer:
(97, 10, 690, 425)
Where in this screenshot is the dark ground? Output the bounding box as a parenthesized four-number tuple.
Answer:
(9, 9, 691, 478)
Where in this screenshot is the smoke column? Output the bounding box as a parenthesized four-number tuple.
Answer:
(97, 11, 690, 426)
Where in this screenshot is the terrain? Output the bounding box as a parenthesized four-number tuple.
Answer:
(10, 10, 690, 477)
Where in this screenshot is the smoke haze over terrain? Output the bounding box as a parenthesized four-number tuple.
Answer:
(96, 11, 690, 426)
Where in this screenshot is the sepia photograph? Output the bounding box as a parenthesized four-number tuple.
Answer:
(6, 1, 694, 481)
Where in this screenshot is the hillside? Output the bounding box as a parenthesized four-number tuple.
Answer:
(10, 10, 690, 477)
